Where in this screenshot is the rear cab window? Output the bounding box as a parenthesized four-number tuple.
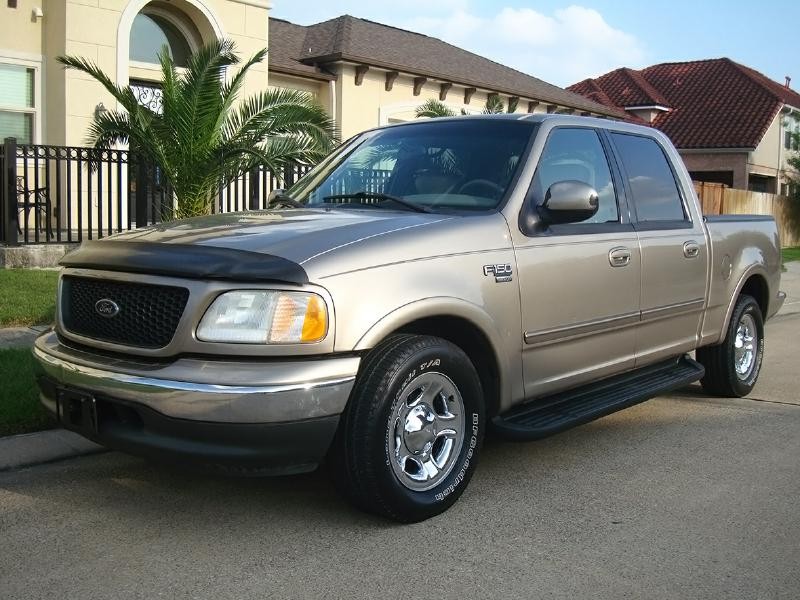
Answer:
(610, 133, 689, 228)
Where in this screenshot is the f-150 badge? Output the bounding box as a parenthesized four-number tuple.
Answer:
(483, 263, 513, 283)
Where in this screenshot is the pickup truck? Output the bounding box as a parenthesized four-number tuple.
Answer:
(33, 114, 785, 522)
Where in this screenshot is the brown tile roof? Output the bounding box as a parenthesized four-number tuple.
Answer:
(268, 19, 335, 81)
(568, 58, 800, 149)
(268, 16, 624, 118)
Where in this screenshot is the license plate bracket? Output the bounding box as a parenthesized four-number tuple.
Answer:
(57, 388, 98, 435)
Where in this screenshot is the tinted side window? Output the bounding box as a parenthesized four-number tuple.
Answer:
(532, 128, 618, 224)
(611, 133, 686, 222)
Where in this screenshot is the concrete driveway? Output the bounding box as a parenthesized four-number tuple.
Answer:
(2, 295, 799, 599)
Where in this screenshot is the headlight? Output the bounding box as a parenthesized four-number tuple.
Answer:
(196, 291, 328, 344)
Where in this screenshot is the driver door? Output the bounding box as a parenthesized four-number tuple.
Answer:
(512, 126, 641, 400)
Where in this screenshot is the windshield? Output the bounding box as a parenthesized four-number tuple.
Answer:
(287, 119, 536, 212)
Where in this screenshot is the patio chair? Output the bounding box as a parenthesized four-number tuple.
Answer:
(17, 176, 52, 238)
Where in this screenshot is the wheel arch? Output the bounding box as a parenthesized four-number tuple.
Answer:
(717, 268, 770, 345)
(354, 299, 512, 418)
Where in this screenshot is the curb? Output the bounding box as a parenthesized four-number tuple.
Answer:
(0, 428, 107, 472)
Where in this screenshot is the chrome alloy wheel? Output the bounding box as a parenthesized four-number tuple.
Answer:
(734, 313, 757, 380)
(388, 371, 465, 492)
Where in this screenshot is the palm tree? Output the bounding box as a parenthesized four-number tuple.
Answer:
(415, 98, 458, 118)
(483, 94, 505, 114)
(58, 40, 337, 218)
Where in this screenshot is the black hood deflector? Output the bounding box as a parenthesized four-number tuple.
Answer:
(60, 241, 309, 285)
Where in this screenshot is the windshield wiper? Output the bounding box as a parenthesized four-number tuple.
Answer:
(322, 192, 431, 213)
(267, 193, 304, 209)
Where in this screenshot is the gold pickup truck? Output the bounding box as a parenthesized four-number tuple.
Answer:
(33, 115, 785, 522)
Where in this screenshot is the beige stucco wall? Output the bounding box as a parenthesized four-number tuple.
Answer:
(1, 0, 270, 146)
(333, 63, 561, 140)
(0, 0, 43, 56)
(268, 71, 331, 119)
(749, 111, 782, 180)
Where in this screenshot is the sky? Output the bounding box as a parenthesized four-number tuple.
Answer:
(269, 0, 799, 89)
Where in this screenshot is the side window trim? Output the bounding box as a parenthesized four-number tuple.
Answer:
(520, 125, 630, 237)
(597, 128, 634, 226)
(606, 131, 694, 229)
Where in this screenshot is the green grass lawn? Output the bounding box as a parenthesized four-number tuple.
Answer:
(783, 247, 800, 264)
(0, 348, 55, 436)
(0, 269, 58, 327)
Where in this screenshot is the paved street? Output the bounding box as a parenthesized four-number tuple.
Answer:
(2, 311, 799, 599)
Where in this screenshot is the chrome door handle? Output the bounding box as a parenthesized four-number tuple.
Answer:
(609, 247, 631, 267)
(683, 241, 700, 258)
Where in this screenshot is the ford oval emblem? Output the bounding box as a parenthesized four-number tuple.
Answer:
(94, 298, 120, 318)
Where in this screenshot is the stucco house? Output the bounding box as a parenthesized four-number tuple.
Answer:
(0, 0, 271, 148)
(0, 0, 619, 149)
(267, 15, 622, 139)
(568, 58, 800, 194)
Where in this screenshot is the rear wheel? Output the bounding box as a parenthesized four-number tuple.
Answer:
(696, 294, 764, 397)
(332, 334, 485, 522)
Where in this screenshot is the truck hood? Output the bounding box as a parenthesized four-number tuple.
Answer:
(108, 209, 454, 262)
(60, 209, 457, 283)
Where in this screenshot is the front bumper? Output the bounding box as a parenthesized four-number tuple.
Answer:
(32, 331, 360, 474)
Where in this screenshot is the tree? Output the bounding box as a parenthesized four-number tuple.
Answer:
(58, 40, 337, 218)
(784, 130, 800, 236)
(788, 131, 800, 194)
(482, 95, 521, 114)
(415, 98, 458, 118)
(483, 94, 505, 114)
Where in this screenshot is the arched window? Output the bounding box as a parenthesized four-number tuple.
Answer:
(130, 12, 193, 67)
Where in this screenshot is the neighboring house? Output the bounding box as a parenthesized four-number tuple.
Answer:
(0, 0, 270, 148)
(267, 15, 624, 139)
(568, 58, 800, 194)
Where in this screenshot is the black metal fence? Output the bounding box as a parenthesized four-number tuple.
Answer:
(1, 137, 311, 246)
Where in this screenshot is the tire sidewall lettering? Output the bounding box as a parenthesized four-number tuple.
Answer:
(383, 347, 483, 507)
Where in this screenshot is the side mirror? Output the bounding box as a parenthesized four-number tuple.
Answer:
(539, 180, 599, 225)
(267, 188, 286, 203)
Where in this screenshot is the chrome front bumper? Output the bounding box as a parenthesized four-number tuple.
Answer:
(33, 331, 361, 474)
(33, 331, 360, 424)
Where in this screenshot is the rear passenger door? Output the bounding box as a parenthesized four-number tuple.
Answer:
(608, 132, 708, 366)
(513, 126, 641, 400)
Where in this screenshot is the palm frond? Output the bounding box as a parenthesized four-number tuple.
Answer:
(216, 47, 269, 132)
(57, 55, 141, 112)
(415, 99, 458, 118)
(483, 95, 505, 114)
(224, 88, 337, 156)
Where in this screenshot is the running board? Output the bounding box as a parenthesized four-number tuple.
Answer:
(492, 356, 705, 441)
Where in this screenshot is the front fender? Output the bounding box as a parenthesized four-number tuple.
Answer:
(353, 296, 521, 412)
(354, 296, 504, 352)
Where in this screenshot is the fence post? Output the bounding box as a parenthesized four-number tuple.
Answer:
(283, 164, 294, 188)
(2, 137, 19, 246)
(248, 167, 259, 210)
(134, 158, 148, 227)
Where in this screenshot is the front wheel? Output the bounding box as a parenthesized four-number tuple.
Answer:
(696, 294, 764, 397)
(332, 334, 485, 522)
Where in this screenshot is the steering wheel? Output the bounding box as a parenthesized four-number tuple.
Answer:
(457, 179, 505, 198)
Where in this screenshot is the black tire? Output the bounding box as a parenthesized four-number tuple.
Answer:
(332, 334, 485, 523)
(696, 294, 764, 397)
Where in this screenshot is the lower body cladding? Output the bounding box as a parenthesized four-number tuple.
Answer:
(32, 331, 360, 475)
